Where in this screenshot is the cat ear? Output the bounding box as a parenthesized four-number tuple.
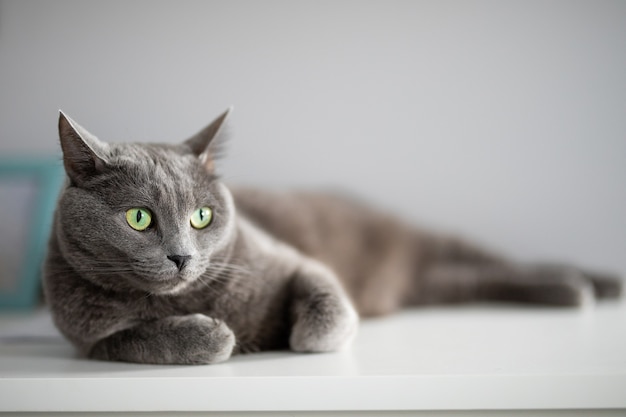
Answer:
(183, 107, 232, 172)
(58, 111, 109, 185)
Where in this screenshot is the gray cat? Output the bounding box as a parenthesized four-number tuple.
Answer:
(44, 109, 622, 365)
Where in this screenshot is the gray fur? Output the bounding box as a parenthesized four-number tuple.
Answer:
(44, 110, 622, 365)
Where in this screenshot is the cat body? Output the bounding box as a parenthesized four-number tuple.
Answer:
(44, 110, 622, 364)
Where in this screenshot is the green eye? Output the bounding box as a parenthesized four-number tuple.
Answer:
(190, 206, 213, 229)
(126, 208, 152, 231)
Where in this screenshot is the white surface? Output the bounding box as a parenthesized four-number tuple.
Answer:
(1, 1, 625, 278)
(0, 302, 625, 413)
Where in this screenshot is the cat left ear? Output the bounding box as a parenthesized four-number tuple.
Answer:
(58, 111, 109, 186)
(183, 107, 232, 173)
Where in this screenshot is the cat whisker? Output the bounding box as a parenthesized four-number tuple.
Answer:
(199, 271, 260, 295)
(195, 276, 224, 298)
(206, 262, 251, 275)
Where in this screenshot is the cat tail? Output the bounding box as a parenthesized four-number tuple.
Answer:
(406, 233, 623, 307)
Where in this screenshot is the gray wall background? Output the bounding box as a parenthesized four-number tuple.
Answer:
(1, 1, 625, 277)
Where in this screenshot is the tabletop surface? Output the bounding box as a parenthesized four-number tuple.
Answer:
(1, 300, 625, 412)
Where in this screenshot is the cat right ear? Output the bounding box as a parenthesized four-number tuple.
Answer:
(183, 107, 232, 173)
(58, 111, 109, 185)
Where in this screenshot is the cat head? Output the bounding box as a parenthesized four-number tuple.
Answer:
(55, 109, 237, 295)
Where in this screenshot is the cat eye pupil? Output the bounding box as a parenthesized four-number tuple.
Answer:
(136, 211, 142, 223)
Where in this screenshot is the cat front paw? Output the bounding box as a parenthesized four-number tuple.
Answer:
(89, 313, 236, 365)
(289, 293, 359, 353)
(167, 314, 236, 364)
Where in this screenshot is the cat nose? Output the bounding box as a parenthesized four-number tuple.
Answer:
(167, 255, 191, 271)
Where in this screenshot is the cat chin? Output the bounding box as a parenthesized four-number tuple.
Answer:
(138, 280, 194, 296)
(150, 282, 192, 296)
(129, 273, 197, 296)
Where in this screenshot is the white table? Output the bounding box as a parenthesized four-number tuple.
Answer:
(0, 301, 625, 416)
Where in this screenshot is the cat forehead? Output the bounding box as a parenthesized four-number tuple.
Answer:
(96, 144, 218, 210)
(106, 143, 215, 189)
(110, 143, 195, 173)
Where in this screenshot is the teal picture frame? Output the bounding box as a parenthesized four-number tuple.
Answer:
(0, 157, 65, 310)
